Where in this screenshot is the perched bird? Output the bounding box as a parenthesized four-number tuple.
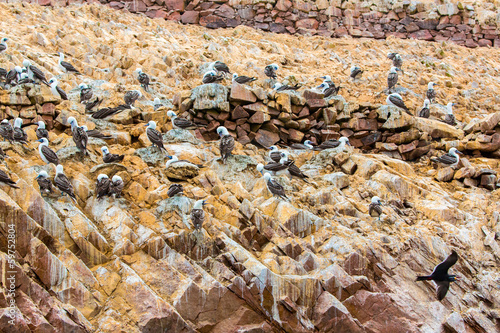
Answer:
(124, 90, 142, 107)
(273, 82, 301, 91)
(95, 174, 110, 199)
(211, 60, 230, 76)
(67, 117, 88, 155)
(431, 147, 462, 168)
(58, 52, 81, 74)
(0, 67, 6, 80)
(202, 70, 224, 84)
(48, 78, 68, 100)
(350, 65, 363, 80)
(320, 75, 334, 86)
(289, 140, 315, 150)
(109, 175, 124, 197)
(17, 72, 35, 85)
(101, 146, 124, 163)
(0, 37, 8, 53)
(282, 157, 309, 181)
(257, 154, 288, 176)
(90, 104, 128, 119)
(0, 169, 19, 188)
(153, 98, 163, 111)
(387, 67, 401, 92)
(36, 170, 53, 194)
(0, 119, 14, 142)
(263, 172, 288, 200)
(54, 164, 76, 200)
(79, 83, 93, 104)
(268, 145, 283, 163)
(37, 138, 59, 165)
(317, 82, 341, 98)
(386, 93, 410, 114)
(81, 126, 112, 140)
(232, 73, 257, 84)
(388, 52, 403, 70)
(217, 126, 235, 164)
(264, 64, 279, 79)
(387, 52, 397, 60)
(314, 137, 348, 150)
(36, 120, 49, 139)
(135, 68, 150, 91)
(418, 99, 430, 118)
(5, 67, 21, 85)
(369, 196, 383, 220)
(13, 118, 27, 144)
(416, 251, 460, 301)
(167, 184, 184, 197)
(443, 102, 456, 126)
(165, 155, 202, 168)
(167, 111, 199, 130)
(145, 121, 166, 152)
(23, 60, 49, 86)
(426, 82, 437, 103)
(191, 199, 207, 231)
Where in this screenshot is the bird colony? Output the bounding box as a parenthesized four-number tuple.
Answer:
(0, 2, 499, 333)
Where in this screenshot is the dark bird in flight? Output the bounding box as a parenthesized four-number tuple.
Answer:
(416, 250, 460, 301)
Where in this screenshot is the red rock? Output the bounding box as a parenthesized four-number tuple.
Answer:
(288, 128, 304, 142)
(230, 82, 257, 103)
(167, 12, 181, 21)
(312, 292, 364, 333)
(478, 39, 492, 47)
(215, 4, 235, 18)
(243, 102, 267, 113)
(231, 106, 250, 120)
(276, 0, 292, 11)
(409, 30, 433, 41)
(153, 10, 168, 19)
(295, 18, 319, 30)
(255, 129, 280, 147)
(465, 38, 478, 48)
(249, 111, 270, 124)
(40, 103, 55, 116)
(306, 99, 327, 110)
(181, 11, 199, 24)
(199, 15, 226, 28)
(398, 140, 419, 154)
(270, 23, 286, 33)
(164, 0, 185, 11)
(129, 0, 147, 12)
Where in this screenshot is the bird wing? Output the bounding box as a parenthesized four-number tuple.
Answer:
(387, 52, 396, 60)
(0, 68, 7, 78)
(61, 60, 80, 74)
(85, 98, 102, 112)
(37, 177, 53, 192)
(264, 66, 277, 79)
(139, 73, 150, 85)
(96, 178, 110, 198)
(426, 89, 436, 100)
(0, 170, 16, 185)
(432, 251, 458, 276)
(174, 117, 197, 129)
(55, 174, 74, 195)
(91, 106, 125, 119)
(72, 127, 88, 152)
(235, 76, 256, 84)
(104, 153, 124, 163)
(286, 161, 307, 178)
(0, 44, 5, 52)
(41, 145, 59, 164)
(30, 65, 48, 82)
(267, 179, 287, 198)
(86, 129, 112, 139)
(6, 69, 17, 82)
(109, 180, 124, 195)
(389, 95, 408, 110)
(319, 140, 340, 149)
(13, 128, 27, 142)
(444, 114, 456, 125)
(147, 128, 164, 146)
(167, 184, 183, 197)
(124, 91, 140, 105)
(418, 107, 430, 118)
(220, 135, 235, 157)
(436, 281, 450, 301)
(80, 88, 92, 102)
(388, 72, 398, 88)
(369, 203, 383, 217)
(436, 153, 458, 165)
(270, 151, 282, 162)
(56, 86, 68, 100)
(351, 68, 363, 78)
(264, 162, 288, 172)
(214, 62, 230, 73)
(36, 128, 49, 139)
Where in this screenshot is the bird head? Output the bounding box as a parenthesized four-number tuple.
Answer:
(67, 117, 76, 126)
(339, 137, 350, 146)
(449, 147, 463, 155)
(37, 170, 49, 178)
(446, 102, 455, 113)
(216, 126, 228, 137)
(111, 175, 122, 183)
(304, 140, 314, 148)
(145, 120, 156, 129)
(320, 75, 331, 81)
(350, 65, 359, 72)
(55, 164, 64, 174)
(272, 82, 282, 90)
(166, 111, 177, 118)
(48, 78, 57, 85)
(371, 196, 382, 205)
(37, 120, 46, 128)
(232, 73, 238, 80)
(1, 37, 8, 43)
(268, 146, 278, 151)
(193, 199, 206, 210)
(263, 172, 272, 181)
(97, 174, 109, 181)
(256, 163, 264, 175)
(450, 275, 460, 281)
(37, 138, 49, 145)
(271, 64, 279, 71)
(428, 82, 436, 89)
(15, 66, 23, 73)
(101, 146, 109, 154)
(204, 70, 217, 77)
(135, 68, 142, 74)
(316, 83, 326, 90)
(78, 83, 88, 90)
(22, 60, 30, 67)
(423, 99, 430, 107)
(20, 73, 28, 79)
(153, 97, 161, 104)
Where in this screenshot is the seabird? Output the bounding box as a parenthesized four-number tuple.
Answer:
(17, 72, 35, 85)
(167, 184, 184, 197)
(318, 82, 341, 98)
(350, 65, 363, 80)
(36, 120, 49, 139)
(0, 169, 19, 188)
(202, 70, 224, 84)
(135, 68, 150, 91)
(191, 199, 207, 231)
(386, 93, 410, 114)
(316, 137, 350, 151)
(369, 196, 383, 220)
(5, 67, 21, 85)
(289, 140, 315, 150)
(387, 52, 397, 60)
(54, 164, 76, 200)
(167, 110, 199, 130)
(79, 83, 93, 103)
(145, 120, 166, 152)
(443, 102, 456, 125)
(90, 104, 127, 119)
(0, 147, 5, 160)
(58, 52, 81, 74)
(211, 60, 230, 75)
(263, 172, 288, 200)
(431, 147, 462, 168)
(273, 82, 301, 91)
(320, 75, 334, 86)
(101, 146, 124, 163)
(416, 250, 459, 301)
(268, 145, 282, 163)
(166, 155, 203, 169)
(232, 73, 257, 84)
(95, 174, 110, 199)
(67, 117, 88, 155)
(13, 118, 27, 144)
(0, 37, 7, 53)
(48, 78, 68, 100)
(418, 99, 430, 118)
(217, 126, 235, 164)
(22, 60, 49, 86)
(36, 170, 53, 194)
(82, 125, 112, 140)
(124, 90, 142, 107)
(109, 175, 124, 197)
(280, 152, 309, 181)
(153, 98, 163, 111)
(37, 138, 59, 165)
(388, 52, 403, 70)
(0, 67, 6, 80)
(264, 64, 279, 79)
(387, 67, 401, 91)
(426, 82, 437, 103)
(0, 119, 14, 142)
(257, 154, 288, 176)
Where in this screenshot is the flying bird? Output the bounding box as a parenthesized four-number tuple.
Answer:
(13, 118, 27, 144)
(23, 60, 49, 86)
(101, 146, 124, 163)
(79, 83, 93, 103)
(48, 78, 68, 100)
(426, 82, 437, 103)
(135, 68, 150, 91)
(418, 99, 430, 118)
(416, 251, 459, 301)
(387, 67, 401, 92)
(54, 164, 76, 201)
(109, 175, 124, 197)
(264, 64, 279, 79)
(67, 117, 88, 155)
(0, 37, 8, 53)
(145, 120, 166, 152)
(202, 70, 224, 84)
(191, 199, 207, 231)
(36, 121, 49, 139)
(167, 184, 184, 197)
(58, 52, 81, 74)
(166, 111, 199, 130)
(431, 147, 462, 168)
(443, 102, 456, 126)
(124, 90, 142, 107)
(95, 174, 111, 199)
(350, 65, 363, 80)
(36, 170, 53, 195)
(217, 126, 234, 164)
(369, 196, 383, 220)
(386, 93, 410, 114)
(232, 73, 257, 84)
(263, 172, 288, 200)
(37, 138, 59, 165)
(0, 119, 14, 142)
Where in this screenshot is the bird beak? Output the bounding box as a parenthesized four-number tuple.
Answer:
(202, 200, 207, 206)
(320, 76, 326, 79)
(452, 103, 456, 106)
(144, 124, 148, 127)
(456, 151, 463, 155)
(396, 68, 401, 71)
(166, 155, 172, 159)
(347, 142, 351, 146)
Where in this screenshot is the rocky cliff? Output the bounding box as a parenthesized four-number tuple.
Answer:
(0, 2, 500, 333)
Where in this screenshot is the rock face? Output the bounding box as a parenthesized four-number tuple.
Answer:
(0, 2, 500, 333)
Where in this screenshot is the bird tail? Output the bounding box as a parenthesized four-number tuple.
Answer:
(430, 157, 438, 163)
(118, 155, 125, 162)
(9, 183, 20, 189)
(42, 80, 50, 86)
(416, 276, 433, 281)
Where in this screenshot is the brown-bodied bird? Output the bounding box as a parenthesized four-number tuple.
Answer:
(426, 82, 437, 103)
(387, 67, 401, 92)
(418, 99, 430, 118)
(0, 119, 14, 142)
(167, 184, 184, 197)
(36, 121, 49, 140)
(0, 169, 19, 188)
(416, 250, 460, 301)
(386, 93, 410, 114)
(274, 82, 301, 92)
(202, 70, 224, 84)
(232, 73, 257, 84)
(211, 61, 230, 76)
(101, 146, 124, 163)
(54, 164, 76, 201)
(191, 199, 207, 231)
(369, 196, 383, 220)
(79, 83, 93, 103)
(109, 175, 124, 198)
(67, 117, 88, 155)
(264, 64, 279, 79)
(58, 52, 81, 74)
(135, 68, 150, 91)
(263, 172, 288, 200)
(36, 170, 53, 194)
(145, 121, 166, 152)
(95, 174, 110, 199)
(167, 111, 199, 130)
(13, 118, 27, 144)
(217, 126, 234, 164)
(23, 60, 50, 86)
